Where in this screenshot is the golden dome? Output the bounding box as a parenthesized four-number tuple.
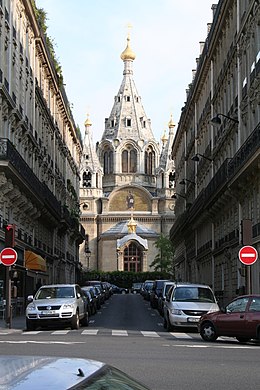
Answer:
(161, 129, 168, 145)
(127, 214, 137, 234)
(120, 36, 136, 61)
(168, 114, 175, 129)
(84, 114, 92, 127)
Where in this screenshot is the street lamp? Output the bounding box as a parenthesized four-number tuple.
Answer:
(191, 153, 212, 162)
(179, 179, 195, 185)
(211, 113, 239, 124)
(85, 246, 91, 270)
(172, 193, 186, 199)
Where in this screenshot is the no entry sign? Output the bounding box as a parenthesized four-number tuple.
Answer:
(239, 246, 258, 265)
(0, 247, 18, 266)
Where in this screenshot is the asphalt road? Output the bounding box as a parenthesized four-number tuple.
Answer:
(1, 293, 260, 390)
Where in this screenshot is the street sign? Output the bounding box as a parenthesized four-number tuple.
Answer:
(0, 247, 18, 266)
(239, 245, 258, 265)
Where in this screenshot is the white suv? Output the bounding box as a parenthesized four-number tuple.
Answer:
(163, 283, 219, 331)
(26, 284, 88, 331)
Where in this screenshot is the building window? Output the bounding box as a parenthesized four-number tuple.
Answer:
(122, 147, 137, 173)
(104, 150, 113, 174)
(124, 243, 142, 272)
(145, 147, 155, 175)
(83, 171, 91, 187)
(126, 118, 131, 127)
(126, 96, 130, 102)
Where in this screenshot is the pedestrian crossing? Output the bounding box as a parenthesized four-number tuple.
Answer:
(0, 328, 236, 342)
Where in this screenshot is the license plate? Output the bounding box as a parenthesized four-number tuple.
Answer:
(42, 310, 55, 315)
(187, 317, 199, 323)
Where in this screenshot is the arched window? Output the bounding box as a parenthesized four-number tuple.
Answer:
(83, 170, 91, 187)
(121, 147, 137, 173)
(103, 150, 113, 174)
(145, 147, 155, 175)
(123, 243, 142, 272)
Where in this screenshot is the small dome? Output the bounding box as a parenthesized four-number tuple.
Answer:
(168, 114, 175, 128)
(84, 114, 92, 127)
(161, 130, 168, 145)
(120, 37, 136, 61)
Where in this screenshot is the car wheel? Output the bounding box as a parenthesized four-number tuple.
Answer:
(166, 314, 174, 332)
(236, 337, 250, 343)
(200, 322, 218, 341)
(81, 311, 89, 327)
(163, 317, 167, 329)
(71, 312, 80, 330)
(26, 319, 36, 331)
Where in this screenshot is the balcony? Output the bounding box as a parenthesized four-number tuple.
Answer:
(228, 122, 260, 179)
(0, 138, 61, 220)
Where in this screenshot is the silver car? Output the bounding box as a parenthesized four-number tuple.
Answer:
(0, 356, 150, 389)
(26, 284, 88, 330)
(163, 283, 219, 331)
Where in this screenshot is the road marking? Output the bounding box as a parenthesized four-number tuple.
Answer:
(0, 340, 84, 344)
(141, 331, 160, 337)
(23, 331, 41, 335)
(51, 330, 70, 335)
(81, 329, 99, 335)
(112, 330, 128, 336)
(170, 332, 193, 339)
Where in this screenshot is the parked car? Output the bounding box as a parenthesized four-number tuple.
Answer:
(142, 280, 154, 301)
(131, 282, 142, 293)
(111, 284, 129, 294)
(163, 283, 219, 331)
(158, 281, 175, 316)
(26, 284, 89, 331)
(84, 281, 106, 303)
(81, 287, 97, 315)
(0, 355, 151, 389)
(150, 279, 171, 309)
(199, 294, 260, 343)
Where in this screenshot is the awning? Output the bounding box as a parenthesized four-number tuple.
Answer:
(25, 251, 47, 272)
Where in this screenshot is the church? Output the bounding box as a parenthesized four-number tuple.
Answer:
(79, 34, 176, 272)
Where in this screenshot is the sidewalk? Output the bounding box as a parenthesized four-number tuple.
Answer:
(0, 314, 26, 330)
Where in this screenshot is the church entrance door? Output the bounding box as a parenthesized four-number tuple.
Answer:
(123, 243, 142, 272)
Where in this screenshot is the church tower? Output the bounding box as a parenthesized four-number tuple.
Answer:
(97, 33, 160, 194)
(80, 33, 175, 272)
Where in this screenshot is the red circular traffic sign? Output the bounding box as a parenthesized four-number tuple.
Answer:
(0, 247, 18, 266)
(239, 246, 258, 265)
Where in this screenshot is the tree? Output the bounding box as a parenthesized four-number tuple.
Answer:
(150, 234, 175, 274)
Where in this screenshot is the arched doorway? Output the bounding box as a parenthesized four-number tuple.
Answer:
(123, 242, 142, 272)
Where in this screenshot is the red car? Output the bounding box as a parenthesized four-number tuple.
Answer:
(198, 294, 260, 343)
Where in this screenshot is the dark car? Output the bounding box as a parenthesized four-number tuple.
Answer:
(199, 294, 260, 343)
(81, 287, 97, 315)
(0, 355, 150, 389)
(142, 280, 154, 301)
(84, 281, 106, 303)
(131, 282, 142, 293)
(111, 284, 129, 294)
(150, 280, 171, 309)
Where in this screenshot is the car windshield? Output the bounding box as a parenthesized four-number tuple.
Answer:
(173, 287, 215, 303)
(35, 287, 75, 299)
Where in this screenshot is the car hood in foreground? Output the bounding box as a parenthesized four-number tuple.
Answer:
(0, 356, 104, 389)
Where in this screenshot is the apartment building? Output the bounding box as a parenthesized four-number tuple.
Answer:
(0, 0, 85, 304)
(170, 0, 260, 305)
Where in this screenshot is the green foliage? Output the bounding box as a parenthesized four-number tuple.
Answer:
(81, 270, 172, 289)
(150, 234, 175, 274)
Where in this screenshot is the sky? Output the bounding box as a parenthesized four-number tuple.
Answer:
(36, 0, 214, 143)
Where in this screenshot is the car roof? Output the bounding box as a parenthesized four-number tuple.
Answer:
(174, 283, 212, 287)
(40, 284, 78, 288)
(0, 356, 104, 389)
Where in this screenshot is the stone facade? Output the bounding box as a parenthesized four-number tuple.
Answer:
(170, 0, 260, 305)
(0, 0, 84, 299)
(79, 35, 176, 273)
